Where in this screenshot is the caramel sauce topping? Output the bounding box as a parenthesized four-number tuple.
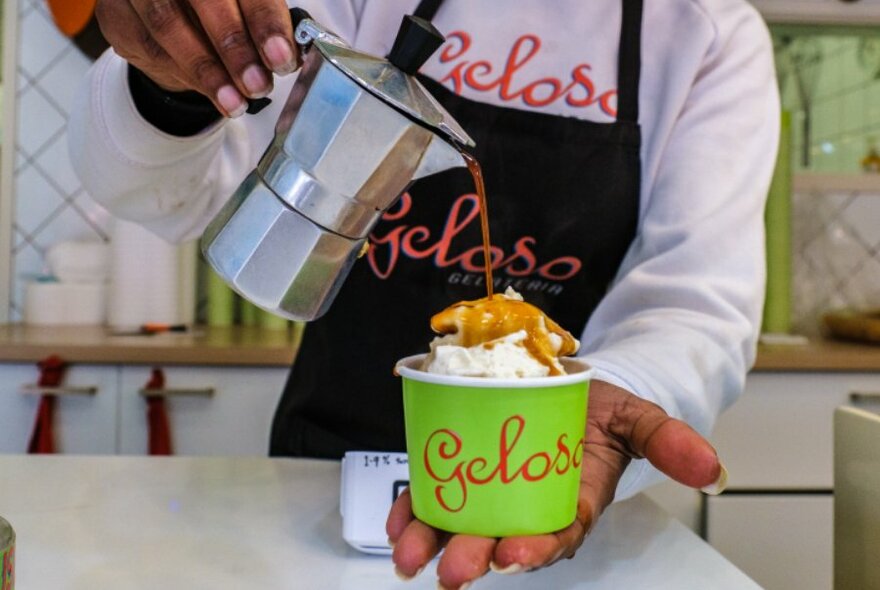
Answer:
(430, 293, 579, 376)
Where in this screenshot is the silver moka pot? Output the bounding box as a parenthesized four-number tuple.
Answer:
(201, 10, 475, 321)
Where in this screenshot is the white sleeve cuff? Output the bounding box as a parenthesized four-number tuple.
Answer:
(92, 50, 226, 166)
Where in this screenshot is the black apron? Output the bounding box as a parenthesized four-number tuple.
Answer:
(270, 0, 643, 458)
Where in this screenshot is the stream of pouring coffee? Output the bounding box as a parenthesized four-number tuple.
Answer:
(462, 152, 494, 298)
(413, 152, 580, 377)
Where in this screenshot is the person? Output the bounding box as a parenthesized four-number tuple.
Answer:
(70, 0, 779, 588)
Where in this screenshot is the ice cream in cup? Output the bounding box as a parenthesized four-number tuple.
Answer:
(395, 288, 593, 537)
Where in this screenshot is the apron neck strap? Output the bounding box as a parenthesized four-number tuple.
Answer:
(413, 0, 444, 21)
(616, 0, 643, 123)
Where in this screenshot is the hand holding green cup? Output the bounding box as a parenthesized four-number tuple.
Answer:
(397, 355, 592, 537)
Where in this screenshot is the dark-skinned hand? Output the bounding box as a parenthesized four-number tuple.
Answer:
(387, 379, 727, 589)
(95, 0, 300, 116)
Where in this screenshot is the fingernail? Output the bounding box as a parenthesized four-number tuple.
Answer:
(242, 65, 270, 98)
(263, 35, 297, 74)
(387, 536, 396, 549)
(701, 461, 729, 496)
(394, 565, 425, 581)
(436, 583, 472, 590)
(216, 85, 246, 118)
(489, 561, 524, 574)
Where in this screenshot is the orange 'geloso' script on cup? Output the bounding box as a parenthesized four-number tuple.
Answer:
(423, 415, 585, 513)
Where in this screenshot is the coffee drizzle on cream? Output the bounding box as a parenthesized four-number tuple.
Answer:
(430, 295, 578, 376)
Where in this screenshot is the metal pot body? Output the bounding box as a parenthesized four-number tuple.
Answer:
(202, 46, 439, 321)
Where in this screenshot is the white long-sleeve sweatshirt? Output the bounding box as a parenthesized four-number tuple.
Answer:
(69, 0, 779, 498)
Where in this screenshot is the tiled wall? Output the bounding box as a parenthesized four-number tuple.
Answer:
(791, 188, 880, 335)
(9, 0, 111, 321)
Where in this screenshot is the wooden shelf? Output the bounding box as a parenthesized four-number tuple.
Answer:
(754, 338, 880, 372)
(793, 173, 880, 194)
(752, 1, 880, 27)
(0, 325, 298, 366)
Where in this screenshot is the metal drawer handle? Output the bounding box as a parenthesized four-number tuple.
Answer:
(849, 391, 880, 404)
(139, 387, 215, 398)
(21, 384, 99, 397)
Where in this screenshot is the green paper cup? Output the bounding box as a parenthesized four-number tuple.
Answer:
(1, 516, 14, 590)
(396, 355, 592, 537)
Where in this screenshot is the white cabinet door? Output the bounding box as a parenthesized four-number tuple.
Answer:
(710, 372, 880, 490)
(118, 366, 288, 456)
(706, 494, 833, 590)
(0, 363, 119, 454)
(643, 480, 703, 535)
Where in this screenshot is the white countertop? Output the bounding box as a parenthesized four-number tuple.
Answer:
(0, 455, 759, 589)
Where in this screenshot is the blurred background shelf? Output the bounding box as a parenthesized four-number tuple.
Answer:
(751, 0, 880, 26)
(793, 172, 880, 194)
(0, 325, 298, 366)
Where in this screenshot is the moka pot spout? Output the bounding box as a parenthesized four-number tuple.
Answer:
(412, 134, 469, 181)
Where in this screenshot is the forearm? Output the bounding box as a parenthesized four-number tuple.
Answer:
(580, 3, 779, 499)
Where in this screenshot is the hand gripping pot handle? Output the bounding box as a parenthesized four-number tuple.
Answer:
(240, 8, 313, 115)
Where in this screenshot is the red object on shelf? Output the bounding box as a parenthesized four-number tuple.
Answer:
(27, 355, 67, 454)
(144, 368, 173, 456)
(47, 0, 96, 36)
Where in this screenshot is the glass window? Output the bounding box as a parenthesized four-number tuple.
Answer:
(773, 25, 880, 173)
